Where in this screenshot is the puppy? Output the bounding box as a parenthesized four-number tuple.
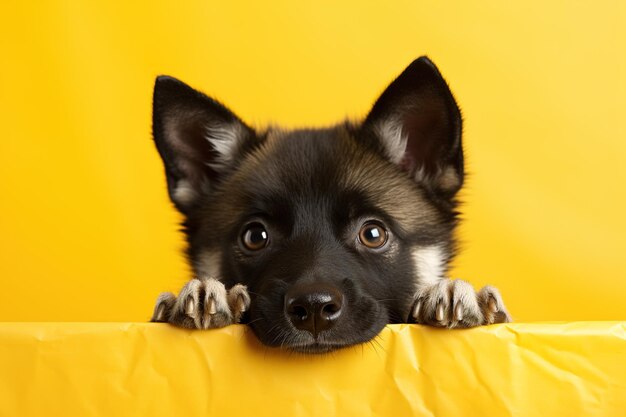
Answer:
(150, 57, 511, 353)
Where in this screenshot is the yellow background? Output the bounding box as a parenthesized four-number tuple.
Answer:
(1, 1, 624, 321)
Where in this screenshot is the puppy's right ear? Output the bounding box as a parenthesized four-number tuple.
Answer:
(362, 57, 464, 197)
(152, 76, 255, 213)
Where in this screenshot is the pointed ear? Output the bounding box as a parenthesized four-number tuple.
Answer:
(362, 57, 464, 196)
(152, 76, 255, 213)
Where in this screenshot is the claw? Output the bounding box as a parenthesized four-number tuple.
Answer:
(436, 303, 445, 322)
(454, 303, 464, 321)
(208, 297, 217, 315)
(155, 303, 165, 321)
(185, 298, 195, 315)
(153, 304, 165, 321)
(236, 295, 246, 312)
(411, 299, 422, 320)
(488, 297, 498, 313)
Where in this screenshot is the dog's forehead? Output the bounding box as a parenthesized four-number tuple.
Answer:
(235, 126, 355, 192)
(224, 125, 439, 230)
(262, 126, 352, 175)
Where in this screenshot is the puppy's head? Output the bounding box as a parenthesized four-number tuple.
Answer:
(152, 57, 463, 353)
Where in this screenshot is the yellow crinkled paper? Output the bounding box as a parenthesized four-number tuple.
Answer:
(1, 322, 624, 416)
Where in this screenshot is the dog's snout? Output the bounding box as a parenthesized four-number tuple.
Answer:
(285, 284, 344, 337)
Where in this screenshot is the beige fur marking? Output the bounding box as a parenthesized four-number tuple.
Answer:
(172, 179, 198, 206)
(437, 166, 461, 191)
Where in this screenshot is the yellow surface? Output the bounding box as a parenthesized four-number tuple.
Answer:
(0, 322, 624, 416)
(1, 1, 625, 322)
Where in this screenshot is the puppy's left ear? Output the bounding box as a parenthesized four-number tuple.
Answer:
(362, 56, 464, 196)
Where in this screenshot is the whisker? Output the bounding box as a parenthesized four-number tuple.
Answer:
(372, 334, 387, 354)
(245, 317, 265, 326)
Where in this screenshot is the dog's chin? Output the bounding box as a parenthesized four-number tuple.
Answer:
(261, 332, 376, 354)
(287, 340, 352, 354)
(247, 316, 388, 354)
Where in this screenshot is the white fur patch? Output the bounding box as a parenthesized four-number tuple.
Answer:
(172, 179, 198, 206)
(412, 245, 445, 287)
(194, 250, 222, 279)
(205, 123, 244, 171)
(374, 119, 407, 164)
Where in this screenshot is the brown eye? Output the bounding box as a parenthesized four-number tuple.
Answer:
(358, 221, 388, 249)
(241, 223, 269, 251)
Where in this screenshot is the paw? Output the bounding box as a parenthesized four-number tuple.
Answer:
(226, 283, 251, 323)
(409, 279, 511, 328)
(150, 278, 250, 329)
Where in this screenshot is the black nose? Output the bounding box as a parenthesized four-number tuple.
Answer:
(284, 284, 344, 337)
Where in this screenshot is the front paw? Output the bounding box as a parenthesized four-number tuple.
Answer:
(409, 279, 511, 328)
(150, 278, 250, 329)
